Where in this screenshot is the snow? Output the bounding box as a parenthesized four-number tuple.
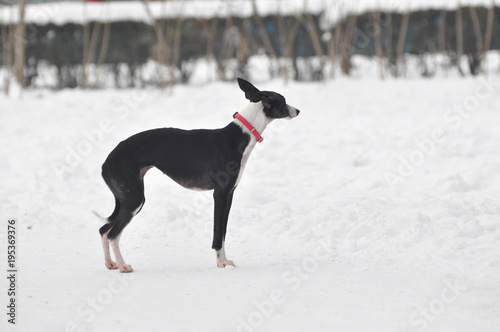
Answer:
(1, 0, 499, 25)
(1, 75, 500, 331)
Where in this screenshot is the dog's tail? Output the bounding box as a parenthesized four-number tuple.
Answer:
(92, 196, 120, 223)
(92, 210, 109, 223)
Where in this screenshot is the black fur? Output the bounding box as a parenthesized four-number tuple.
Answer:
(99, 124, 250, 250)
(98, 78, 299, 269)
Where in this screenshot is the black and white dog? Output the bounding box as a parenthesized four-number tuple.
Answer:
(95, 78, 300, 272)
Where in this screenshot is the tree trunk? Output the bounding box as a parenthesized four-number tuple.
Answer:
(95, 21, 111, 86)
(484, 1, 495, 53)
(1, 9, 14, 95)
(200, 17, 218, 60)
(170, 16, 184, 86)
(468, 7, 483, 54)
(217, 3, 235, 81)
(468, 6, 483, 76)
(386, 11, 392, 63)
(251, 0, 278, 59)
(394, 10, 410, 77)
(303, 12, 325, 80)
(199, 17, 218, 82)
(456, 4, 465, 76)
(483, 1, 495, 75)
(83, 21, 104, 88)
(334, 11, 343, 76)
(340, 14, 358, 75)
(142, 0, 169, 88)
(325, 2, 342, 79)
(374, 9, 384, 80)
(96, 21, 111, 68)
(438, 10, 446, 53)
(15, 0, 27, 88)
(438, 10, 448, 75)
(327, 28, 335, 79)
(82, 1, 89, 89)
(281, 16, 301, 80)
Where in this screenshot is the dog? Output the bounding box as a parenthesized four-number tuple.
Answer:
(95, 78, 300, 272)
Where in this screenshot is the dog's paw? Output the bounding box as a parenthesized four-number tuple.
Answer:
(217, 259, 236, 268)
(119, 264, 134, 273)
(105, 261, 119, 270)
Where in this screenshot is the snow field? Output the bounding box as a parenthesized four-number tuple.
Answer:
(1, 77, 500, 331)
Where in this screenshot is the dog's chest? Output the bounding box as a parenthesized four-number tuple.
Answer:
(235, 140, 257, 187)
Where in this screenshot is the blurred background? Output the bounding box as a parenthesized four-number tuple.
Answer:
(1, 0, 499, 91)
(2, 3, 500, 331)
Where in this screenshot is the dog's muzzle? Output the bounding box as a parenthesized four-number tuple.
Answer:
(288, 105, 300, 118)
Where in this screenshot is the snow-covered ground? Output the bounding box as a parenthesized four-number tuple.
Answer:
(1, 76, 500, 331)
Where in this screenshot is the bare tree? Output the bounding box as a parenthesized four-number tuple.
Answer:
(1, 4, 15, 95)
(482, 1, 495, 74)
(333, 6, 343, 76)
(1, 19, 7, 87)
(374, 8, 384, 80)
(199, 17, 218, 62)
(96, 21, 111, 71)
(82, 20, 104, 89)
(15, 0, 27, 88)
(437, 9, 449, 75)
(484, 1, 495, 54)
(236, 24, 251, 74)
(276, 2, 301, 81)
(250, 0, 278, 60)
(340, 13, 358, 75)
(142, 0, 169, 88)
(468, 6, 484, 75)
(394, 9, 410, 77)
(82, 1, 90, 89)
(438, 10, 447, 54)
(302, 9, 325, 80)
(91, 18, 111, 87)
(170, 14, 184, 85)
(385, 11, 392, 64)
(455, 4, 465, 76)
(218, 2, 235, 81)
(324, 4, 337, 79)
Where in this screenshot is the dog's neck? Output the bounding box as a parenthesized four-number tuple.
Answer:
(233, 101, 273, 140)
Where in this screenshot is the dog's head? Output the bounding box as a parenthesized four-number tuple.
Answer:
(237, 78, 300, 119)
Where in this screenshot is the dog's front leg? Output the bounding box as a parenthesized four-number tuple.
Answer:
(212, 189, 236, 268)
(216, 241, 235, 268)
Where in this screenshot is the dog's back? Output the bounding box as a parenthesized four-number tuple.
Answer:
(96, 78, 299, 272)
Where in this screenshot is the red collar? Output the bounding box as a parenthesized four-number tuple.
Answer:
(233, 112, 264, 143)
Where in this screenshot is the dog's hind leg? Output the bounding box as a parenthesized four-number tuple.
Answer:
(103, 198, 143, 272)
(100, 165, 147, 272)
(105, 190, 144, 273)
(109, 233, 132, 272)
(98, 196, 122, 270)
(101, 229, 118, 270)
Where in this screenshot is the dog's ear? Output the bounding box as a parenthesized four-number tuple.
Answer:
(237, 78, 260, 101)
(258, 92, 272, 109)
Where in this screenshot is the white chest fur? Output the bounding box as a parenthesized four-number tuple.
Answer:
(233, 102, 273, 187)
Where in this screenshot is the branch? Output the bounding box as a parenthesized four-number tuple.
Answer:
(251, 0, 278, 58)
